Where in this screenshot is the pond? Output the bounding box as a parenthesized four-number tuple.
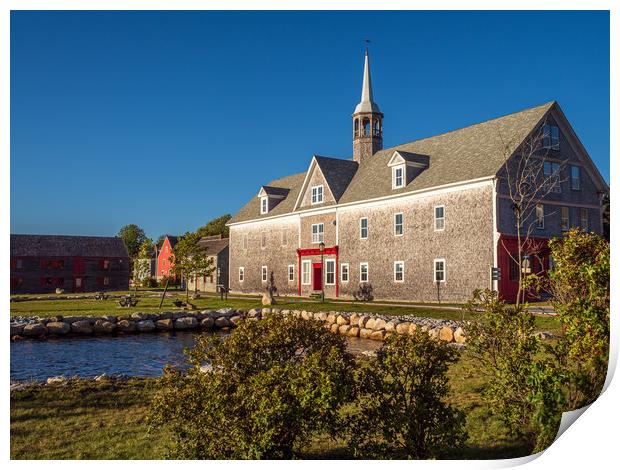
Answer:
(10, 331, 383, 382)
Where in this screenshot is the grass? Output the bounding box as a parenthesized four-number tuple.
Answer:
(10, 292, 561, 334)
(10, 350, 533, 460)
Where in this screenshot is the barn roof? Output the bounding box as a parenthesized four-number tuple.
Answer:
(11, 234, 129, 258)
(198, 236, 229, 256)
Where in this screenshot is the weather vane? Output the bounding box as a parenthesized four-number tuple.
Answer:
(364, 38, 371, 52)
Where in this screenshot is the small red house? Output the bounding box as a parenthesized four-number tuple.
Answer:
(156, 235, 178, 280)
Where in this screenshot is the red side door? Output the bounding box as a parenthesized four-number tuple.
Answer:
(312, 263, 322, 291)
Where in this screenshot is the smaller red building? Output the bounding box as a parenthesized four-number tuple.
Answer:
(156, 235, 179, 280)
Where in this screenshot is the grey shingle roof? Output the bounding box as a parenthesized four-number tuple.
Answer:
(198, 237, 229, 256)
(11, 234, 129, 258)
(261, 186, 290, 197)
(229, 101, 555, 224)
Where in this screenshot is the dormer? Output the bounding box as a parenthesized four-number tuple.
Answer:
(387, 150, 430, 189)
(257, 186, 289, 215)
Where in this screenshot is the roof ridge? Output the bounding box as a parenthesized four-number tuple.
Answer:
(384, 100, 556, 153)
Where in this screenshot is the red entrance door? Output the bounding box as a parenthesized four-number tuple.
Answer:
(312, 263, 322, 291)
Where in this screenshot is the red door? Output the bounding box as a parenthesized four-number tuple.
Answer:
(312, 263, 322, 291)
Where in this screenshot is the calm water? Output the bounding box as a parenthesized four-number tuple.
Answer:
(10, 331, 382, 381)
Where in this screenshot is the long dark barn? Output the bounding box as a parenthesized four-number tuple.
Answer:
(10, 234, 130, 294)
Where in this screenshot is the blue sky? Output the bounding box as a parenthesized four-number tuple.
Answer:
(10, 10, 609, 239)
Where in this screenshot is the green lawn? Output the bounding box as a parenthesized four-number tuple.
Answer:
(10, 350, 533, 460)
(10, 292, 561, 333)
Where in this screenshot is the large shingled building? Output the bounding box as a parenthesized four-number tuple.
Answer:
(10, 234, 130, 294)
(227, 50, 608, 302)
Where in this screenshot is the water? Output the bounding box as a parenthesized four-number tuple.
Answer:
(10, 331, 382, 381)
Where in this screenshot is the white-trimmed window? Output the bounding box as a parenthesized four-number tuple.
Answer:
(261, 266, 268, 282)
(239, 267, 245, 282)
(392, 165, 405, 189)
(394, 213, 404, 236)
(561, 207, 570, 231)
(341, 263, 349, 283)
(543, 124, 560, 150)
(544, 161, 561, 193)
(360, 262, 369, 282)
(325, 260, 335, 285)
(360, 218, 368, 239)
(394, 261, 404, 282)
(434, 259, 446, 283)
(281, 229, 288, 246)
(311, 223, 324, 243)
(434, 205, 445, 231)
(261, 232, 267, 248)
(580, 208, 588, 230)
(571, 166, 581, 191)
(311, 185, 324, 204)
(260, 196, 268, 214)
(536, 204, 545, 229)
(288, 265, 295, 282)
(301, 260, 311, 285)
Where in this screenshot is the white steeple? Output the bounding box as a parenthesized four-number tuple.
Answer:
(354, 49, 381, 114)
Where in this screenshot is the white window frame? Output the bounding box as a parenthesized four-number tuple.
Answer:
(535, 204, 545, 229)
(360, 217, 368, 239)
(325, 259, 336, 285)
(261, 232, 267, 249)
(287, 265, 295, 282)
(340, 263, 349, 283)
(301, 260, 311, 285)
(394, 212, 404, 236)
(434, 259, 446, 283)
(571, 165, 581, 191)
(360, 262, 369, 283)
(238, 267, 245, 282)
(260, 196, 269, 214)
(311, 185, 324, 205)
(261, 266, 268, 282)
(392, 164, 405, 189)
(434, 205, 445, 231)
(580, 208, 588, 230)
(394, 261, 404, 282)
(561, 207, 570, 231)
(311, 223, 324, 244)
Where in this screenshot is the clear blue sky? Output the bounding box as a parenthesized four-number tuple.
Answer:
(10, 10, 610, 239)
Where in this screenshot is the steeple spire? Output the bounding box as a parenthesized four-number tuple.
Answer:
(354, 48, 381, 114)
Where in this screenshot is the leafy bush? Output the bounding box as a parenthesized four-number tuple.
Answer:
(148, 313, 355, 459)
(347, 331, 467, 459)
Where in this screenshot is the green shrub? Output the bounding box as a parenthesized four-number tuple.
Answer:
(148, 313, 355, 459)
(347, 331, 467, 459)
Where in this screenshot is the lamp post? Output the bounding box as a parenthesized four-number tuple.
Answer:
(319, 241, 325, 303)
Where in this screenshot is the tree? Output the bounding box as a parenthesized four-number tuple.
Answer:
(148, 313, 355, 459)
(196, 214, 232, 238)
(601, 192, 610, 240)
(133, 238, 154, 289)
(496, 121, 567, 305)
(155, 234, 167, 248)
(169, 232, 216, 301)
(347, 331, 467, 459)
(117, 224, 148, 259)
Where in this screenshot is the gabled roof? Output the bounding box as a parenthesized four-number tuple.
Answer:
(258, 186, 290, 198)
(229, 101, 603, 225)
(198, 237, 229, 256)
(11, 234, 129, 258)
(388, 150, 430, 168)
(165, 235, 179, 248)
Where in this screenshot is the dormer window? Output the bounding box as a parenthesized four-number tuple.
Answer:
(311, 185, 324, 204)
(392, 165, 405, 189)
(260, 196, 269, 214)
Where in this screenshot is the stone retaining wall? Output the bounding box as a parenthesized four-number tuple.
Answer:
(10, 308, 468, 344)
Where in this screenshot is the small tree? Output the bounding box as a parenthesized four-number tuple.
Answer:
(118, 224, 148, 275)
(347, 331, 467, 459)
(196, 214, 232, 238)
(133, 238, 154, 291)
(170, 232, 215, 301)
(148, 313, 355, 459)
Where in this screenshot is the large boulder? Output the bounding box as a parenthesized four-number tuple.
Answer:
(359, 328, 374, 339)
(136, 320, 156, 332)
(408, 323, 418, 334)
(358, 315, 370, 328)
(47, 322, 70, 335)
(71, 320, 93, 335)
(349, 313, 360, 326)
(261, 293, 276, 305)
(439, 326, 455, 342)
(229, 315, 242, 326)
(336, 315, 350, 326)
(117, 319, 137, 333)
(338, 324, 352, 335)
(454, 327, 467, 344)
(301, 311, 312, 321)
(326, 313, 337, 324)
(175, 317, 198, 330)
(370, 330, 387, 341)
(365, 318, 377, 330)
(214, 317, 231, 329)
(22, 323, 47, 337)
(347, 326, 360, 337)
(330, 323, 340, 334)
(373, 318, 387, 331)
(93, 320, 116, 334)
(385, 320, 400, 332)
(10, 323, 25, 336)
(313, 311, 327, 321)
(395, 322, 411, 335)
(200, 317, 215, 329)
(156, 319, 174, 331)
